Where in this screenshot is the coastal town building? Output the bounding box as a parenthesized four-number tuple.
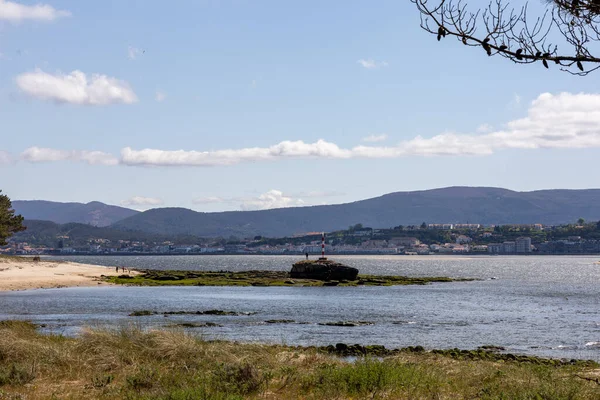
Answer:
(453, 224, 481, 230)
(501, 241, 516, 254)
(361, 240, 388, 249)
(427, 224, 454, 230)
(515, 237, 532, 253)
(388, 237, 420, 247)
(487, 243, 502, 254)
(455, 235, 472, 244)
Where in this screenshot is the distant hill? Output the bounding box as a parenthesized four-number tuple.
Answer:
(12, 200, 138, 227)
(13, 220, 204, 248)
(110, 187, 600, 238)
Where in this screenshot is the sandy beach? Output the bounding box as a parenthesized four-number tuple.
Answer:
(0, 256, 133, 291)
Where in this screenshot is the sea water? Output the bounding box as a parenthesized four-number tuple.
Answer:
(1, 255, 599, 360)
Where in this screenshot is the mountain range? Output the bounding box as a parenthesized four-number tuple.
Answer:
(13, 187, 600, 238)
(12, 200, 138, 227)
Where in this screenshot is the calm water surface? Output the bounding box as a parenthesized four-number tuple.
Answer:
(1, 255, 599, 360)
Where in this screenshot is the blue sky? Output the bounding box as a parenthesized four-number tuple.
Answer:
(1, 0, 599, 211)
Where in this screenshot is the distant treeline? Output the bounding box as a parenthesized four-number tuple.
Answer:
(8, 219, 600, 250)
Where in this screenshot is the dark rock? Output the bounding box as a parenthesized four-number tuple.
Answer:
(323, 343, 393, 356)
(335, 343, 349, 352)
(318, 321, 374, 327)
(322, 281, 339, 286)
(167, 322, 222, 328)
(479, 345, 506, 352)
(365, 345, 387, 355)
(129, 310, 154, 316)
(290, 259, 358, 281)
(265, 320, 295, 324)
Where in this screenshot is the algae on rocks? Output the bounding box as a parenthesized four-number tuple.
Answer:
(106, 269, 472, 287)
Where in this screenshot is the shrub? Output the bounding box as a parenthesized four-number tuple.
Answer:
(0, 364, 35, 386)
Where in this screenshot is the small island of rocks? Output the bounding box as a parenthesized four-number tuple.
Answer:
(104, 260, 472, 287)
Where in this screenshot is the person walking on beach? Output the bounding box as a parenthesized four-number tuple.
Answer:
(305, 252, 309, 260)
(116, 266, 119, 273)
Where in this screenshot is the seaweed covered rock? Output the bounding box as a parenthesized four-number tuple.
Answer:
(290, 259, 358, 281)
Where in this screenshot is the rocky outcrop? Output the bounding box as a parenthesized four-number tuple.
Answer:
(290, 259, 359, 281)
(318, 321, 374, 327)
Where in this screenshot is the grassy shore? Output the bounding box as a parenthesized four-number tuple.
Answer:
(0, 321, 599, 399)
(0, 255, 42, 263)
(104, 269, 472, 287)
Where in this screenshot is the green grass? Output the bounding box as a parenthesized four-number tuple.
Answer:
(0, 320, 598, 399)
(105, 269, 471, 287)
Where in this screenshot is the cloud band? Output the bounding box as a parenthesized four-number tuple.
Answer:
(4, 93, 600, 167)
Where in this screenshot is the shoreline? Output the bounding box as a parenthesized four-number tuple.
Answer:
(0, 255, 133, 292)
(37, 252, 600, 258)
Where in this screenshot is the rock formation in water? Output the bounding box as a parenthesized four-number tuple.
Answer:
(290, 259, 359, 281)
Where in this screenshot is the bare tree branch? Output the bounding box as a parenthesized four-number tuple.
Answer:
(412, 0, 600, 75)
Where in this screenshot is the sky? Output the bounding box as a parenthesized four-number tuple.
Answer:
(1, 0, 600, 212)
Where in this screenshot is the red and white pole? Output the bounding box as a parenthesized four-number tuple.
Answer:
(321, 232, 325, 259)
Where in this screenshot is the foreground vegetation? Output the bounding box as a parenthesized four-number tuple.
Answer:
(104, 269, 470, 287)
(0, 321, 599, 399)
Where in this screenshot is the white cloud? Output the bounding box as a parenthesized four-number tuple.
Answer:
(16, 93, 600, 167)
(121, 196, 163, 208)
(121, 92, 600, 165)
(21, 147, 118, 165)
(357, 59, 389, 69)
(155, 91, 166, 102)
(362, 134, 388, 143)
(0, 0, 70, 22)
(120, 139, 353, 167)
(240, 190, 304, 211)
(128, 46, 143, 60)
(16, 69, 138, 105)
(193, 191, 308, 210)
